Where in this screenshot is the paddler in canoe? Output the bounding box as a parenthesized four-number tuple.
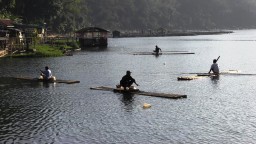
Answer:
(40, 66, 56, 82)
(117, 70, 139, 90)
(153, 45, 162, 55)
(208, 58, 220, 75)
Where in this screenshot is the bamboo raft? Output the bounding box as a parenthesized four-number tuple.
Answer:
(132, 52, 195, 55)
(14, 77, 80, 84)
(177, 75, 204, 81)
(178, 70, 256, 81)
(90, 86, 187, 99)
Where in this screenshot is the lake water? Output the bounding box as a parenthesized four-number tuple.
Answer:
(1, 30, 256, 143)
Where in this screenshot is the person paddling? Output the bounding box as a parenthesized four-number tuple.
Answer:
(40, 66, 53, 80)
(153, 45, 162, 55)
(208, 58, 219, 74)
(119, 71, 139, 90)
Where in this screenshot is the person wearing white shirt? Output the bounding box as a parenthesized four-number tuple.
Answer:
(40, 66, 52, 80)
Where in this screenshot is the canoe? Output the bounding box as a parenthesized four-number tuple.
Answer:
(14, 77, 80, 84)
(90, 86, 187, 99)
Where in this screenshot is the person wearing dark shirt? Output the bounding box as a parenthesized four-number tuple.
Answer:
(208, 59, 219, 74)
(153, 45, 162, 55)
(120, 71, 139, 90)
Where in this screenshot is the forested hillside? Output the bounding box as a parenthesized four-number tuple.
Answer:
(1, 0, 256, 33)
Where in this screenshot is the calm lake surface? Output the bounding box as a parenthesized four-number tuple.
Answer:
(1, 30, 256, 144)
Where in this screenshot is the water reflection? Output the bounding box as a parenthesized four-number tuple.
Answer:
(0, 103, 21, 139)
(36, 81, 56, 88)
(1, 30, 256, 143)
(210, 75, 219, 84)
(81, 46, 108, 52)
(118, 93, 135, 111)
(154, 53, 161, 58)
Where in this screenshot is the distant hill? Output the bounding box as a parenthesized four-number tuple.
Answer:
(1, 0, 256, 33)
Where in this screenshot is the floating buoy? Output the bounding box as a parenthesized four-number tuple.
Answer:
(143, 103, 151, 109)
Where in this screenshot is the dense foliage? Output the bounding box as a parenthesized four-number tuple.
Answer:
(1, 0, 256, 33)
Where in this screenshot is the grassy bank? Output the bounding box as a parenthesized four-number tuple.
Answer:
(34, 44, 65, 57)
(9, 39, 80, 58)
(10, 44, 64, 57)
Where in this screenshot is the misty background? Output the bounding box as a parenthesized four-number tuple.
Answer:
(1, 0, 256, 33)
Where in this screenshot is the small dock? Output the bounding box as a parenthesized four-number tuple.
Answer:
(90, 86, 187, 99)
(14, 77, 80, 84)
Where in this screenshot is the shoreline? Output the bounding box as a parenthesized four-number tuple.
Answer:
(114, 30, 233, 38)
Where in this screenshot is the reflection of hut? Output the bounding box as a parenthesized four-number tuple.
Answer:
(75, 27, 109, 48)
(112, 30, 121, 38)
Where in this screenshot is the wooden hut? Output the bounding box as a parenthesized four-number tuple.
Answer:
(0, 19, 14, 29)
(0, 37, 8, 57)
(0, 19, 23, 41)
(15, 24, 46, 38)
(0, 37, 8, 49)
(75, 27, 109, 48)
(0, 19, 24, 50)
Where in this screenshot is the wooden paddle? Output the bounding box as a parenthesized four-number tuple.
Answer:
(216, 56, 220, 62)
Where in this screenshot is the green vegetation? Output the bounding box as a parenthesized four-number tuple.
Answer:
(8, 38, 80, 58)
(33, 44, 64, 57)
(1, 0, 256, 31)
(11, 44, 64, 58)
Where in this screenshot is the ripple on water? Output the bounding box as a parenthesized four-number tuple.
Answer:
(2, 31, 256, 143)
(0, 86, 78, 143)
